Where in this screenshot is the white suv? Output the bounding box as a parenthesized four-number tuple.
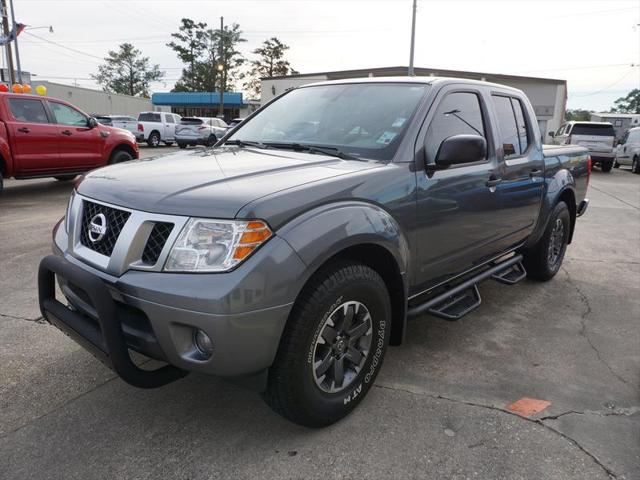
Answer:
(551, 121, 616, 172)
(137, 112, 182, 147)
(615, 127, 640, 174)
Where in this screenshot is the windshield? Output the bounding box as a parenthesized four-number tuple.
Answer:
(227, 83, 429, 160)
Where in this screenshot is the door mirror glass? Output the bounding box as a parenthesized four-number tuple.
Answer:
(548, 131, 555, 137)
(434, 134, 487, 167)
(88, 117, 98, 128)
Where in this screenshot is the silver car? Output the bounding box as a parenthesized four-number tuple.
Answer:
(175, 117, 228, 148)
(615, 127, 640, 174)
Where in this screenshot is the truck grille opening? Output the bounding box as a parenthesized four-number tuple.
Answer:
(141, 222, 174, 265)
(79, 201, 131, 257)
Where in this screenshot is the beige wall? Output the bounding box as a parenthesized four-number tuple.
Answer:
(37, 81, 168, 116)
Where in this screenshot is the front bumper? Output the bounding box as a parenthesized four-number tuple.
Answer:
(41, 222, 306, 387)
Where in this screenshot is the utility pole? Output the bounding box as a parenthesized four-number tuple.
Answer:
(8, 0, 21, 83)
(218, 16, 224, 119)
(408, 0, 417, 76)
(0, 0, 14, 84)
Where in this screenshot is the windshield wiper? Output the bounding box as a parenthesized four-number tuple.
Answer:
(265, 142, 362, 161)
(224, 139, 270, 149)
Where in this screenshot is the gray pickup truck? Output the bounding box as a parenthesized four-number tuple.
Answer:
(38, 77, 590, 427)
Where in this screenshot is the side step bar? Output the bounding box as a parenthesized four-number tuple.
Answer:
(408, 254, 525, 321)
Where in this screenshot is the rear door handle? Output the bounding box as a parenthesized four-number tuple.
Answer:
(17, 127, 30, 133)
(61, 130, 72, 136)
(529, 169, 543, 178)
(486, 178, 503, 187)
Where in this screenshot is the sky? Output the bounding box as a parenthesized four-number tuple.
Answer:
(10, 0, 640, 112)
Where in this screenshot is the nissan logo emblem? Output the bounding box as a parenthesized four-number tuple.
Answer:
(88, 213, 108, 243)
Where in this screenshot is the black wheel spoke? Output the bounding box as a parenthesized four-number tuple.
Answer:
(315, 352, 334, 377)
(345, 347, 363, 366)
(333, 356, 345, 388)
(321, 325, 337, 344)
(341, 304, 355, 331)
(347, 317, 370, 341)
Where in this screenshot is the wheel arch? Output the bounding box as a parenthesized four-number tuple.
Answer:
(557, 188, 577, 244)
(108, 143, 137, 163)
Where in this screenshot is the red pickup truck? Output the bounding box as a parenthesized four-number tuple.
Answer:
(0, 93, 139, 192)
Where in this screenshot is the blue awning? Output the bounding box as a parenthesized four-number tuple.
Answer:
(152, 92, 244, 107)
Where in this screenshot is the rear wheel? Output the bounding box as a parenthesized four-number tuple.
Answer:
(601, 160, 613, 172)
(522, 201, 571, 281)
(164, 141, 174, 147)
(263, 261, 391, 427)
(632, 156, 640, 174)
(147, 132, 160, 148)
(54, 175, 76, 181)
(108, 150, 133, 165)
(0, 170, 3, 193)
(178, 143, 187, 149)
(206, 135, 217, 147)
(614, 160, 620, 168)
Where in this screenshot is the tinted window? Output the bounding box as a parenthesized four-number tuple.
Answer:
(571, 124, 615, 137)
(49, 102, 87, 126)
(229, 83, 429, 161)
(165, 114, 174, 124)
(425, 92, 485, 162)
(492, 95, 520, 158)
(138, 113, 161, 122)
(180, 117, 204, 125)
(512, 98, 529, 153)
(556, 124, 566, 136)
(8, 98, 49, 124)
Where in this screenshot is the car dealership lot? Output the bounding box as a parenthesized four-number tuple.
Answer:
(1, 155, 638, 479)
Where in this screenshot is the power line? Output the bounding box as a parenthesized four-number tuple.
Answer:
(23, 31, 105, 60)
(570, 68, 638, 98)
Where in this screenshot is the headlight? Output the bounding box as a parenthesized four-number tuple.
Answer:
(165, 218, 272, 272)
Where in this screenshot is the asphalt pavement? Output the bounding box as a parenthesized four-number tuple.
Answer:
(1, 150, 638, 480)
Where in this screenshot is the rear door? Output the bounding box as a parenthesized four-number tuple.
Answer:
(569, 123, 615, 153)
(4, 97, 59, 173)
(490, 93, 544, 246)
(414, 87, 505, 290)
(164, 113, 176, 140)
(48, 101, 103, 168)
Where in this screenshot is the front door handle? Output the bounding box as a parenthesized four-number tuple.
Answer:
(529, 169, 543, 178)
(61, 130, 72, 136)
(17, 127, 30, 133)
(486, 177, 502, 187)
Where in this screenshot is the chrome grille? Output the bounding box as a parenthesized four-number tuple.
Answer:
(79, 201, 131, 257)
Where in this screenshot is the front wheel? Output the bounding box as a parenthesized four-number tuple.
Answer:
(632, 156, 640, 174)
(522, 201, 571, 281)
(263, 262, 391, 427)
(601, 160, 613, 172)
(164, 141, 174, 147)
(206, 135, 217, 147)
(178, 143, 187, 149)
(108, 150, 133, 165)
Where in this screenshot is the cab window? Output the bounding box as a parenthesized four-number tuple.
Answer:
(491, 95, 521, 159)
(49, 102, 88, 127)
(8, 98, 49, 124)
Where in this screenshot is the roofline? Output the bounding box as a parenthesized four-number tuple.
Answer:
(261, 65, 566, 84)
(38, 80, 152, 101)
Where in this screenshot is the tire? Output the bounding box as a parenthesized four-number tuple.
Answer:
(164, 142, 173, 147)
(601, 160, 613, 172)
(178, 143, 187, 149)
(206, 135, 217, 147)
(522, 201, 571, 281)
(0, 170, 3, 194)
(108, 149, 133, 165)
(614, 160, 620, 168)
(632, 156, 640, 174)
(263, 261, 391, 427)
(147, 131, 161, 148)
(54, 175, 76, 181)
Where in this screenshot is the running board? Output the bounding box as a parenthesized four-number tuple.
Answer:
(407, 254, 524, 321)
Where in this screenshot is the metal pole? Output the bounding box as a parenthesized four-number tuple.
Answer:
(8, 0, 20, 83)
(218, 16, 224, 118)
(0, 0, 14, 84)
(408, 0, 417, 76)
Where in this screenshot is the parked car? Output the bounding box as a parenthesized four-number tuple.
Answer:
(550, 121, 615, 172)
(175, 117, 227, 148)
(38, 78, 590, 427)
(94, 115, 141, 141)
(225, 117, 244, 132)
(0, 93, 139, 192)
(614, 126, 640, 173)
(137, 111, 181, 147)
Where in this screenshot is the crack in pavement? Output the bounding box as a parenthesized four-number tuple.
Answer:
(374, 382, 620, 479)
(540, 406, 640, 421)
(589, 184, 640, 211)
(561, 267, 630, 387)
(0, 312, 45, 323)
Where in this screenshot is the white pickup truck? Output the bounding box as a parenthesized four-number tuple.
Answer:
(137, 112, 182, 147)
(550, 121, 616, 172)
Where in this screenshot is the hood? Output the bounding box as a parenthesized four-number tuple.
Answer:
(77, 147, 379, 219)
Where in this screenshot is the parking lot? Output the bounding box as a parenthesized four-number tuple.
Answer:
(1, 149, 638, 479)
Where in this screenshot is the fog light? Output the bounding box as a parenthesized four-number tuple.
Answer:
(193, 329, 214, 357)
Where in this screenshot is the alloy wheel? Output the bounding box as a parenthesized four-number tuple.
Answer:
(547, 218, 565, 268)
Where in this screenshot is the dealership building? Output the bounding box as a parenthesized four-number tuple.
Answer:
(261, 66, 567, 142)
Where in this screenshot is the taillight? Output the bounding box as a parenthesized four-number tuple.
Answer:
(197, 126, 207, 130)
(565, 135, 572, 145)
(586, 155, 592, 189)
(137, 123, 143, 132)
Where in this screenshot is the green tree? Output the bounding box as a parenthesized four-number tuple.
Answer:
(243, 37, 297, 99)
(92, 43, 162, 97)
(565, 109, 593, 122)
(610, 89, 640, 114)
(168, 18, 246, 93)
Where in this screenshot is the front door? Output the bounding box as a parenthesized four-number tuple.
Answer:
(48, 101, 103, 168)
(413, 87, 505, 292)
(164, 113, 176, 140)
(5, 97, 59, 174)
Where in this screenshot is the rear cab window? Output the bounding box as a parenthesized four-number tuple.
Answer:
(138, 113, 161, 122)
(180, 118, 204, 125)
(570, 123, 615, 137)
(491, 95, 530, 159)
(8, 98, 49, 124)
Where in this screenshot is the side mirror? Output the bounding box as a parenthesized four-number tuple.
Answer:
(87, 117, 98, 129)
(434, 134, 487, 168)
(548, 131, 555, 138)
